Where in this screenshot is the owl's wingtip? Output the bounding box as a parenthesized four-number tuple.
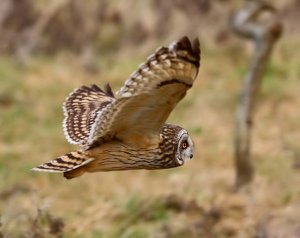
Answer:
(171, 36, 201, 68)
(192, 37, 200, 54)
(31, 166, 63, 173)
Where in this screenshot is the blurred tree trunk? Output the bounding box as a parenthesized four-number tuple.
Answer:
(231, 0, 282, 189)
(15, 0, 71, 62)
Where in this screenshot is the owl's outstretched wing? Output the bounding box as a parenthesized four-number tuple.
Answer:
(87, 36, 200, 148)
(63, 84, 115, 145)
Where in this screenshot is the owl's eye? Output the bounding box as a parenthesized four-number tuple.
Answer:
(181, 141, 188, 149)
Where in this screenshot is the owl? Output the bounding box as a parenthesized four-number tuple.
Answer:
(32, 36, 201, 179)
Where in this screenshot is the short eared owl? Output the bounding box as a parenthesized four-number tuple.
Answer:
(33, 36, 201, 179)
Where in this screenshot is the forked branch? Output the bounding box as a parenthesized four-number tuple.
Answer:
(231, 0, 282, 189)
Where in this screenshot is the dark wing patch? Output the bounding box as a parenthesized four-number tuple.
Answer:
(156, 78, 192, 88)
(63, 84, 115, 145)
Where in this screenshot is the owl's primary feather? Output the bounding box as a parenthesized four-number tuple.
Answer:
(32, 36, 200, 177)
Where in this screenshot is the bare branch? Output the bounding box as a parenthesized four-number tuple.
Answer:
(231, 0, 282, 189)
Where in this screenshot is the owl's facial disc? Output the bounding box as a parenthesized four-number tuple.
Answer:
(176, 129, 194, 165)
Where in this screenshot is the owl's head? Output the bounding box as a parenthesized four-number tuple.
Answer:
(160, 124, 195, 168)
(175, 129, 194, 165)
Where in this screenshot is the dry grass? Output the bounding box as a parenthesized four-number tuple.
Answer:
(0, 32, 300, 237)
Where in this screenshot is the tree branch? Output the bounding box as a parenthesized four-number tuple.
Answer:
(231, 0, 282, 189)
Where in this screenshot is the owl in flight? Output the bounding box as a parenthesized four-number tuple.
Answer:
(33, 36, 201, 179)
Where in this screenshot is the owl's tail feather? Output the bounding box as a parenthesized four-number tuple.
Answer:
(32, 151, 94, 179)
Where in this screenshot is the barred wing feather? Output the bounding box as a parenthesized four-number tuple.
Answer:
(63, 84, 115, 146)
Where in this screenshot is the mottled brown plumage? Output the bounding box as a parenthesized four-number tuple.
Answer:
(32, 36, 201, 179)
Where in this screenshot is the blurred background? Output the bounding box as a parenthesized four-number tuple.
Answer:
(0, 0, 299, 237)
